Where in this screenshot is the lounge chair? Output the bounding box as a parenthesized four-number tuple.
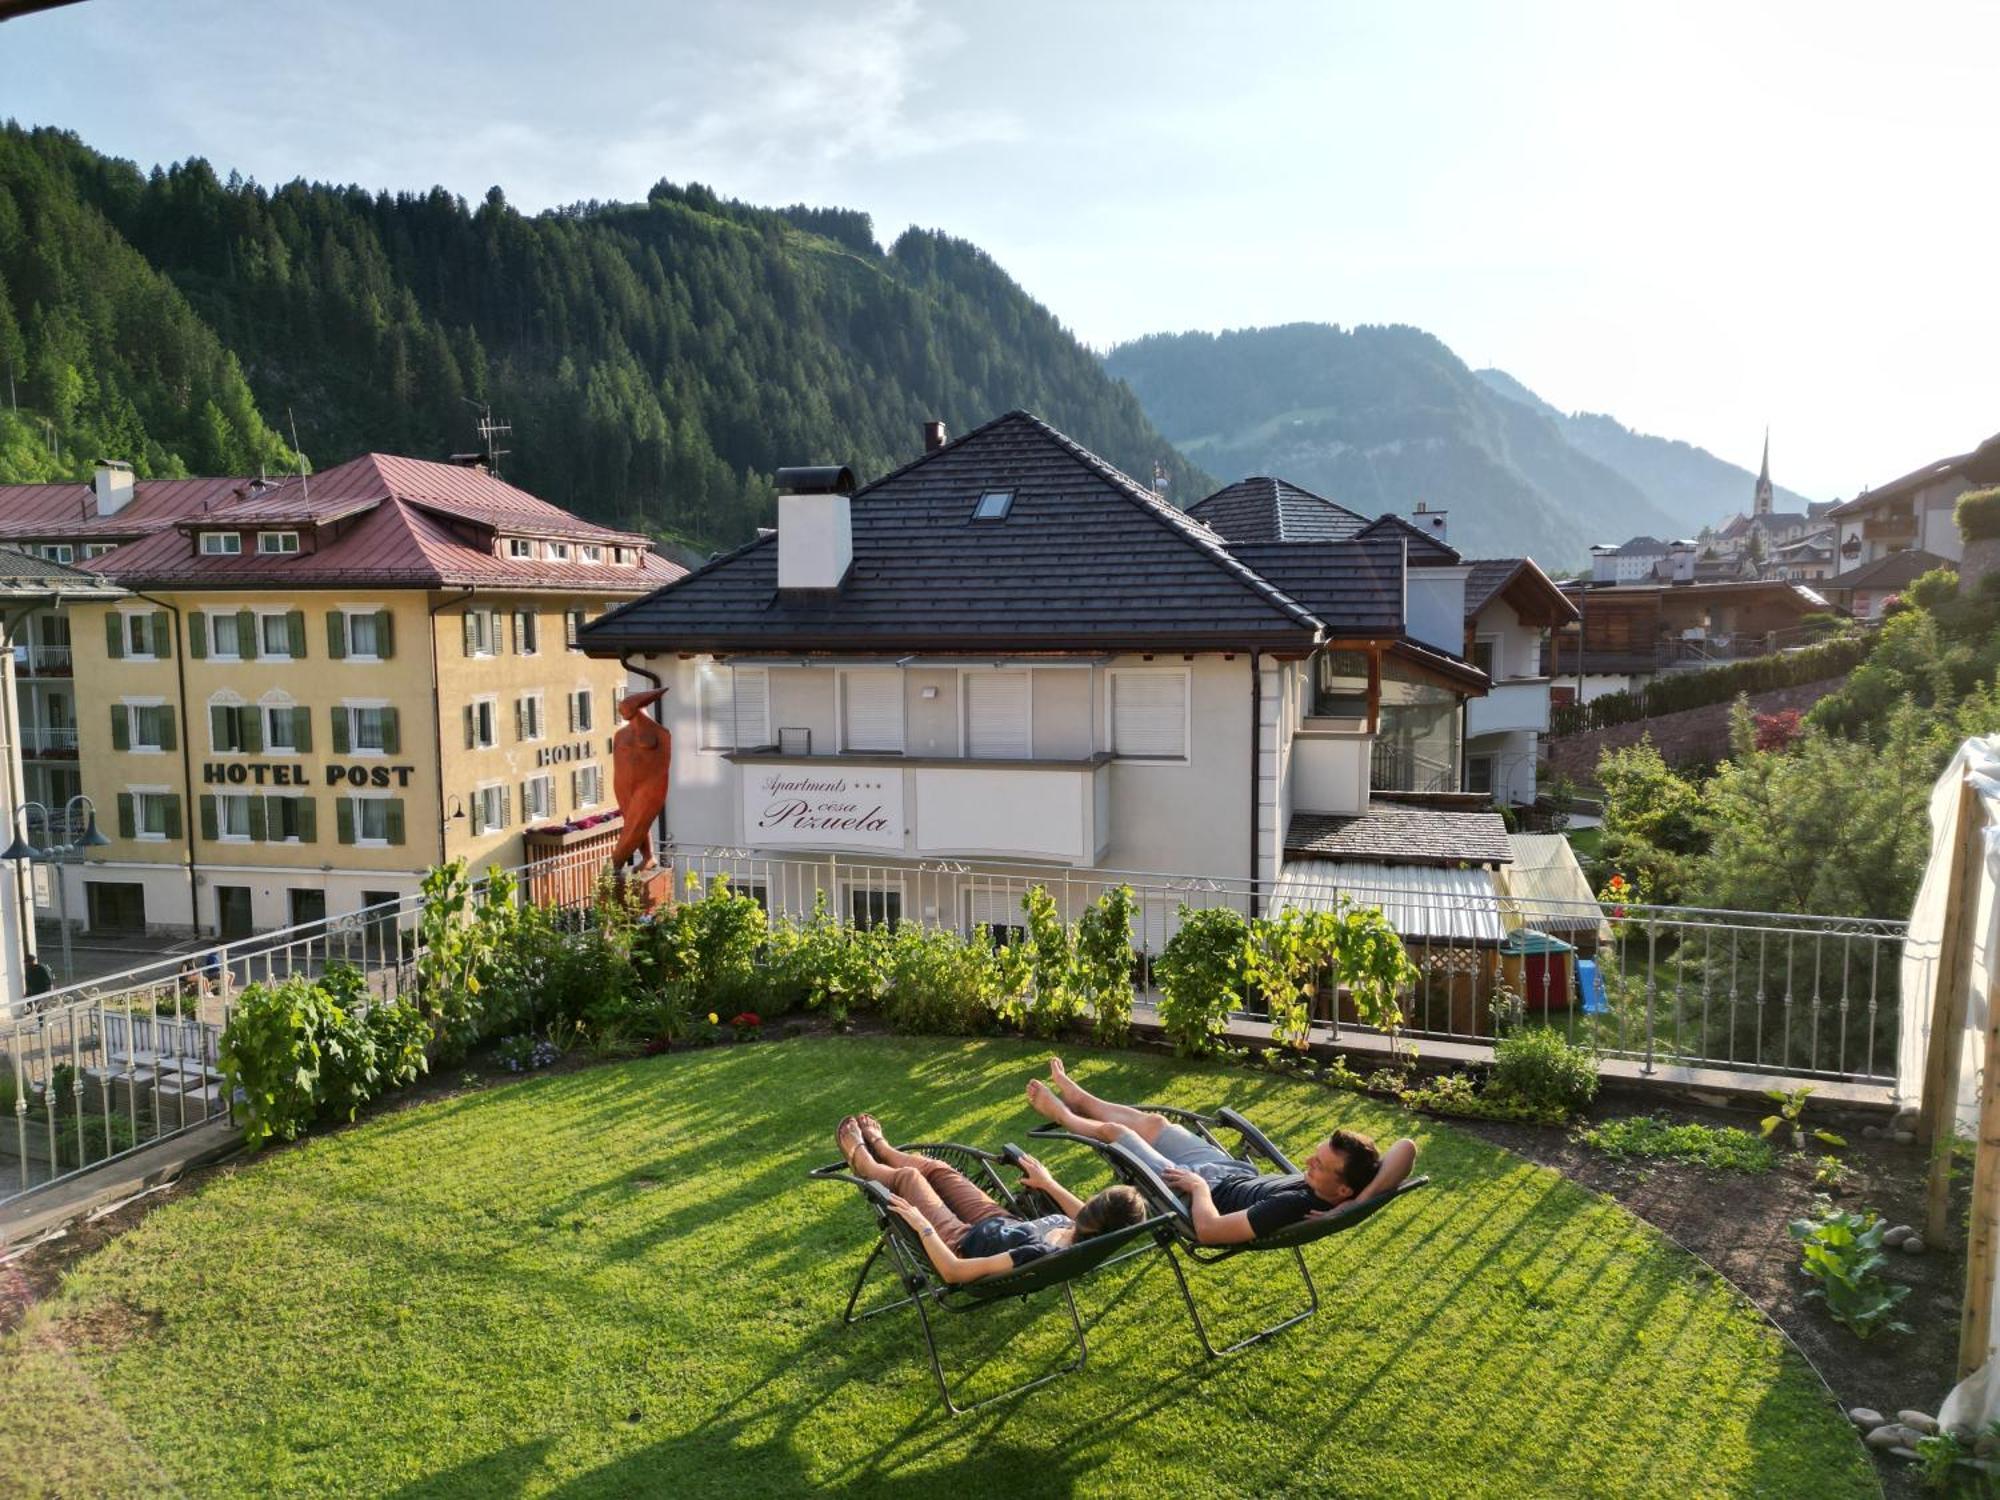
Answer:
(1030, 1104, 1430, 1357)
(808, 1140, 1172, 1415)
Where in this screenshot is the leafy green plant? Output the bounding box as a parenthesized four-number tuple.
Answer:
(367, 997, 432, 1091)
(638, 874, 768, 1004)
(880, 924, 1025, 1035)
(1244, 905, 1338, 1050)
(1016, 885, 1084, 1037)
(1761, 1085, 1845, 1150)
(1073, 885, 1137, 1043)
(1787, 1195, 1912, 1339)
(219, 974, 379, 1148)
(1956, 485, 2000, 542)
(1580, 1115, 1776, 1172)
(412, 861, 528, 1062)
(1488, 1027, 1599, 1117)
(1154, 904, 1248, 1056)
(1912, 1431, 1967, 1493)
(764, 892, 887, 1027)
(1400, 1070, 1567, 1125)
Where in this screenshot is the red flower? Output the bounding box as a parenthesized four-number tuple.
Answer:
(731, 1011, 761, 1028)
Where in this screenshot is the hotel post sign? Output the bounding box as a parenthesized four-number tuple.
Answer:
(740, 767, 904, 850)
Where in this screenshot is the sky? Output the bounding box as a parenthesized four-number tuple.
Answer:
(2, 0, 1996, 500)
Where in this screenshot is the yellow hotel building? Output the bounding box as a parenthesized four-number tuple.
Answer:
(65, 453, 680, 938)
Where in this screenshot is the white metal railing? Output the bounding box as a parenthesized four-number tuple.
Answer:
(14, 642, 72, 674)
(20, 725, 79, 754)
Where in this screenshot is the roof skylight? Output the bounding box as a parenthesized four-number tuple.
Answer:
(971, 490, 1014, 522)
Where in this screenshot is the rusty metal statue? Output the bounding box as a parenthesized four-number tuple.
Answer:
(609, 688, 671, 870)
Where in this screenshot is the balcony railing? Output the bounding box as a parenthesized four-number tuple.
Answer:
(13, 643, 72, 675)
(1371, 744, 1457, 793)
(1862, 514, 1918, 540)
(21, 725, 79, 755)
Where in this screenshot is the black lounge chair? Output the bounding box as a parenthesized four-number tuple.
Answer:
(808, 1140, 1173, 1415)
(1030, 1104, 1430, 1357)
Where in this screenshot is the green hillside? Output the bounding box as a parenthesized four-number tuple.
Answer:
(1106, 323, 1684, 566)
(0, 124, 1208, 548)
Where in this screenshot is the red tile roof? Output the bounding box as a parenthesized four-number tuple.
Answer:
(0, 475, 258, 541)
(95, 453, 681, 592)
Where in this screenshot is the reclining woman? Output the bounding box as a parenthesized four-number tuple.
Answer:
(835, 1114, 1148, 1285)
(1026, 1058, 1418, 1245)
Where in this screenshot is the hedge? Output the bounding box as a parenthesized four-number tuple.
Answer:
(1550, 634, 1872, 737)
(1957, 487, 2000, 543)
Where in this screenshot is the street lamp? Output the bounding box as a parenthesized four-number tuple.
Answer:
(3, 794, 110, 987)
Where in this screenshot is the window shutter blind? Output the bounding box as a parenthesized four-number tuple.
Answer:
(236, 610, 257, 659)
(731, 669, 768, 748)
(326, 611, 346, 659)
(842, 670, 903, 752)
(187, 614, 207, 659)
(156, 705, 176, 752)
(150, 613, 171, 657)
(246, 795, 267, 843)
(965, 672, 1030, 759)
(463, 704, 475, 750)
(110, 705, 129, 751)
(1112, 673, 1187, 759)
(336, 798, 355, 845)
(291, 707, 312, 753)
(105, 613, 124, 659)
(386, 799, 405, 845)
(376, 610, 394, 658)
(161, 796, 181, 840)
(331, 707, 350, 755)
(238, 705, 262, 753)
(463, 611, 477, 656)
(499, 784, 511, 828)
(210, 705, 231, 751)
(382, 708, 400, 755)
(286, 611, 306, 658)
(515, 698, 525, 742)
(199, 795, 218, 842)
(116, 793, 134, 839)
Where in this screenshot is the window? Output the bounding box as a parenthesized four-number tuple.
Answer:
(565, 608, 586, 650)
(971, 490, 1014, 522)
(260, 612, 297, 658)
(345, 704, 396, 754)
(257, 531, 300, 555)
(217, 793, 253, 841)
(199, 532, 242, 555)
(210, 702, 258, 753)
(963, 670, 1029, 758)
(572, 764, 602, 808)
(522, 774, 555, 822)
(1470, 638, 1497, 677)
(333, 608, 393, 660)
(116, 611, 165, 660)
(516, 693, 545, 742)
(471, 783, 508, 835)
(1109, 669, 1190, 760)
(849, 887, 902, 931)
(265, 704, 301, 751)
(698, 663, 770, 750)
(1466, 756, 1496, 799)
(465, 698, 498, 750)
(615, 547, 635, 566)
(512, 609, 538, 655)
(581, 544, 603, 563)
(40, 544, 73, 564)
(268, 796, 313, 843)
(208, 612, 244, 660)
(507, 537, 534, 559)
(568, 688, 594, 734)
(131, 791, 178, 841)
(116, 702, 175, 753)
(840, 669, 904, 753)
(1311, 650, 1372, 721)
(548, 542, 571, 561)
(345, 796, 404, 846)
(463, 607, 496, 657)
(81, 543, 115, 560)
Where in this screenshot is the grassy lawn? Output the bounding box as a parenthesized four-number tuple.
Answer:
(0, 1037, 1873, 1499)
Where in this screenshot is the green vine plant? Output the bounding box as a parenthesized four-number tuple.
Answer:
(1154, 905, 1249, 1057)
(1073, 885, 1137, 1043)
(1761, 1085, 1846, 1152)
(1243, 898, 1417, 1054)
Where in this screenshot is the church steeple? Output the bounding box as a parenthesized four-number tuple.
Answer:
(1754, 428, 1773, 517)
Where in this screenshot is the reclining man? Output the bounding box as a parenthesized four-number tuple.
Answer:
(1026, 1058, 1417, 1245)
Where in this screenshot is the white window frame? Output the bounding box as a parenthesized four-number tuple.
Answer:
(262, 695, 300, 752)
(958, 668, 1033, 760)
(216, 791, 254, 843)
(123, 697, 170, 754)
(1106, 667, 1192, 763)
(81, 542, 115, 560)
(518, 691, 546, 743)
(40, 543, 73, 564)
(523, 773, 555, 822)
(258, 608, 297, 660)
(205, 608, 245, 661)
(507, 537, 534, 559)
(581, 544, 603, 563)
(548, 541, 571, 561)
(471, 781, 506, 836)
(345, 699, 392, 756)
(352, 793, 394, 848)
(697, 663, 769, 752)
(1467, 754, 1497, 799)
(130, 785, 173, 842)
(257, 531, 300, 555)
(121, 610, 158, 661)
(571, 685, 595, 734)
(1470, 634, 1501, 681)
(564, 607, 586, 651)
(340, 606, 383, 662)
(512, 608, 539, 656)
(572, 763, 603, 809)
(465, 607, 497, 658)
(207, 691, 247, 754)
(198, 531, 242, 556)
(838, 668, 906, 754)
(469, 696, 498, 750)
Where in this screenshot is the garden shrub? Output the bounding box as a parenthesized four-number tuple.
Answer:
(1016, 886, 1084, 1037)
(1789, 1195, 1912, 1339)
(1581, 1115, 1776, 1172)
(764, 892, 886, 1025)
(1074, 886, 1139, 1041)
(219, 974, 382, 1148)
(1487, 1027, 1599, 1117)
(881, 924, 1024, 1035)
(1154, 905, 1248, 1056)
(1399, 1070, 1566, 1125)
(1956, 485, 2000, 542)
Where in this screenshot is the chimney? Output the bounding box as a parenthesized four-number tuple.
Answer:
(93, 460, 134, 518)
(775, 464, 858, 591)
(1667, 539, 1696, 584)
(923, 419, 948, 453)
(1410, 499, 1448, 545)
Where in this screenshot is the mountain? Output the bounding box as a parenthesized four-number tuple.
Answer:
(1105, 323, 1682, 565)
(0, 125, 1209, 549)
(1474, 368, 1818, 534)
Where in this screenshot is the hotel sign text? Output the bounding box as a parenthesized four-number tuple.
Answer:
(741, 768, 903, 850)
(203, 761, 417, 788)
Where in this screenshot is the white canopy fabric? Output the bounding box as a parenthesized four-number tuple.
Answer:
(1275, 860, 1510, 946)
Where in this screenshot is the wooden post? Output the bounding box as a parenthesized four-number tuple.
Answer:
(1960, 966, 2000, 1379)
(1924, 782, 1986, 1244)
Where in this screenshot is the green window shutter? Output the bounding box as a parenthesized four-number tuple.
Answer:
(463, 703, 475, 750)
(199, 795, 218, 842)
(289, 707, 312, 753)
(377, 610, 394, 659)
(105, 612, 124, 659)
(286, 610, 306, 658)
(499, 784, 510, 828)
(330, 706, 350, 754)
(238, 705, 263, 753)
(237, 610, 257, 660)
(116, 793, 134, 839)
(297, 797, 317, 843)
(150, 612, 170, 658)
(326, 611, 347, 659)
(110, 705, 129, 751)
(209, 704, 230, 751)
(514, 697, 525, 741)
(187, 613, 207, 659)
(161, 795, 182, 841)
(385, 798, 405, 846)
(381, 707, 400, 755)
(156, 705, 176, 752)
(336, 797, 355, 845)
(565, 692, 576, 733)
(247, 795, 267, 843)
(462, 611, 476, 656)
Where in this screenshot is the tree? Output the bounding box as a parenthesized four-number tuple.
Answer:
(1595, 735, 1707, 903)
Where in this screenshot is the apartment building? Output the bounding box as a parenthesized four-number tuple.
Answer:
(582, 412, 1514, 950)
(65, 453, 679, 938)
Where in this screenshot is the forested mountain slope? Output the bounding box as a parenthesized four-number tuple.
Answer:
(0, 124, 1208, 548)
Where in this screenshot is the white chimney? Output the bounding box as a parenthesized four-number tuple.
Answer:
(1411, 500, 1448, 545)
(775, 464, 857, 591)
(93, 460, 134, 518)
(1667, 540, 1696, 584)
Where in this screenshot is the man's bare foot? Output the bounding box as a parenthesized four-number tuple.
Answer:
(1047, 1057, 1070, 1093)
(1026, 1078, 1069, 1124)
(835, 1117, 868, 1169)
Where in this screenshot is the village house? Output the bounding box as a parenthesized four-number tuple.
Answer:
(1551, 575, 1830, 703)
(54, 454, 679, 938)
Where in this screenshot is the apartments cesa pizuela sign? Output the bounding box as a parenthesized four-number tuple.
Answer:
(202, 761, 418, 788)
(742, 768, 903, 850)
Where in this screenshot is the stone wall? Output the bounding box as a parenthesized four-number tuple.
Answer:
(1542, 678, 1850, 781)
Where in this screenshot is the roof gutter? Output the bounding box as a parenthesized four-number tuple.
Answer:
(131, 590, 201, 935)
(1249, 649, 1262, 918)
(428, 588, 477, 863)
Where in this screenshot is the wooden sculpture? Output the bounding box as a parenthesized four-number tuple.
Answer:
(609, 687, 671, 871)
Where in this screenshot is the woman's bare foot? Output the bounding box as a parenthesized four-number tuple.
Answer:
(857, 1112, 885, 1143)
(835, 1117, 869, 1170)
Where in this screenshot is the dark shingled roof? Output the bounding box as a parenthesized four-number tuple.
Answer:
(1285, 804, 1514, 868)
(1828, 433, 2000, 517)
(1220, 538, 1406, 638)
(585, 411, 1407, 655)
(1356, 513, 1460, 564)
(1826, 549, 1953, 592)
(0, 547, 123, 594)
(1464, 557, 1579, 625)
(1186, 476, 1369, 543)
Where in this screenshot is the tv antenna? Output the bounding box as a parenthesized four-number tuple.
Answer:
(463, 398, 511, 475)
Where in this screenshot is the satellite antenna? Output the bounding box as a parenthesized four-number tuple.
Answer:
(463, 398, 512, 475)
(1152, 459, 1170, 498)
(286, 406, 309, 501)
